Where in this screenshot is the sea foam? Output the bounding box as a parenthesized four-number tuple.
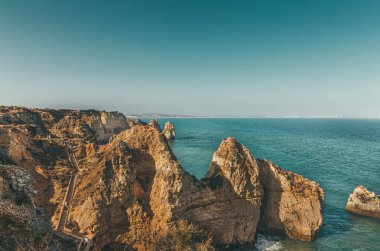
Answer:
(255, 234, 283, 251)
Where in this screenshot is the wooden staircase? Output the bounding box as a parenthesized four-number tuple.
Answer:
(55, 141, 92, 250)
(57, 173, 77, 230)
(57, 144, 79, 230)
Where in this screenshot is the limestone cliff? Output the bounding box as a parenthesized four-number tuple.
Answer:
(257, 159, 324, 241)
(0, 106, 129, 144)
(346, 186, 380, 219)
(50, 115, 95, 141)
(67, 124, 214, 248)
(66, 129, 266, 249)
(80, 111, 129, 143)
(0, 106, 325, 250)
(194, 137, 263, 246)
(0, 164, 79, 250)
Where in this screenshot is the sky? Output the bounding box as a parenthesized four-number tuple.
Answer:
(0, 0, 379, 117)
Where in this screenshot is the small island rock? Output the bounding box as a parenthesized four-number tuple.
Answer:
(163, 121, 175, 141)
(346, 186, 380, 219)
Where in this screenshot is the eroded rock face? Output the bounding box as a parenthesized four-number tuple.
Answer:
(68, 131, 266, 248)
(0, 165, 80, 251)
(72, 124, 213, 248)
(0, 106, 325, 250)
(0, 165, 49, 250)
(346, 186, 380, 219)
(0, 106, 45, 128)
(50, 115, 95, 141)
(0, 123, 72, 226)
(148, 119, 161, 131)
(191, 137, 263, 246)
(257, 159, 324, 241)
(0, 106, 130, 144)
(82, 111, 129, 143)
(48, 110, 130, 143)
(163, 121, 175, 141)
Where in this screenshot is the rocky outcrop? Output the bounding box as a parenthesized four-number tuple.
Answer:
(1, 106, 130, 144)
(188, 137, 263, 247)
(0, 106, 45, 128)
(50, 115, 95, 141)
(346, 186, 380, 219)
(257, 159, 324, 241)
(0, 122, 74, 224)
(68, 123, 209, 248)
(148, 119, 161, 131)
(0, 106, 325, 250)
(0, 164, 81, 250)
(163, 121, 175, 141)
(0, 165, 49, 250)
(47, 110, 130, 143)
(80, 111, 130, 143)
(68, 131, 265, 249)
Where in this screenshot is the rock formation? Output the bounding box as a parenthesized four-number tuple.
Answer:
(163, 121, 175, 141)
(0, 164, 48, 250)
(82, 111, 129, 143)
(0, 164, 79, 250)
(148, 118, 161, 131)
(0, 106, 325, 250)
(257, 159, 324, 241)
(50, 115, 95, 141)
(346, 186, 380, 219)
(0, 106, 129, 144)
(195, 137, 263, 246)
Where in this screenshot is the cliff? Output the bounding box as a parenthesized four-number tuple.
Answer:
(346, 186, 380, 219)
(257, 159, 324, 241)
(0, 164, 80, 250)
(0, 106, 324, 250)
(0, 106, 129, 144)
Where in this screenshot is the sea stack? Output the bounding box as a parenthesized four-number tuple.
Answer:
(257, 159, 324, 241)
(346, 186, 380, 219)
(195, 137, 263, 247)
(163, 121, 175, 141)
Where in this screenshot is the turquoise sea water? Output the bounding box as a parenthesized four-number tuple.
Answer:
(153, 118, 380, 251)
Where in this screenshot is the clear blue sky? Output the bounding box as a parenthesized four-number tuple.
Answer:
(0, 0, 379, 117)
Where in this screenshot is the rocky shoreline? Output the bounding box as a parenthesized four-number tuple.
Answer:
(0, 106, 324, 250)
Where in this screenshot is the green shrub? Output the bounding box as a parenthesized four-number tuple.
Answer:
(150, 219, 215, 251)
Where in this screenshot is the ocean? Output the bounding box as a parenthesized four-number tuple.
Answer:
(153, 118, 380, 251)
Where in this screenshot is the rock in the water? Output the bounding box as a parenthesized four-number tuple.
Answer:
(195, 137, 263, 247)
(163, 121, 175, 141)
(346, 186, 380, 219)
(257, 159, 324, 241)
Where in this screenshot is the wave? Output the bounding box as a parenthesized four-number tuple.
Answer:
(255, 234, 283, 251)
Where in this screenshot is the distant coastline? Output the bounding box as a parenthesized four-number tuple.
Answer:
(126, 113, 201, 118)
(127, 113, 380, 119)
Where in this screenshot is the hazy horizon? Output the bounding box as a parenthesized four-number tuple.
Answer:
(1, 0, 380, 117)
